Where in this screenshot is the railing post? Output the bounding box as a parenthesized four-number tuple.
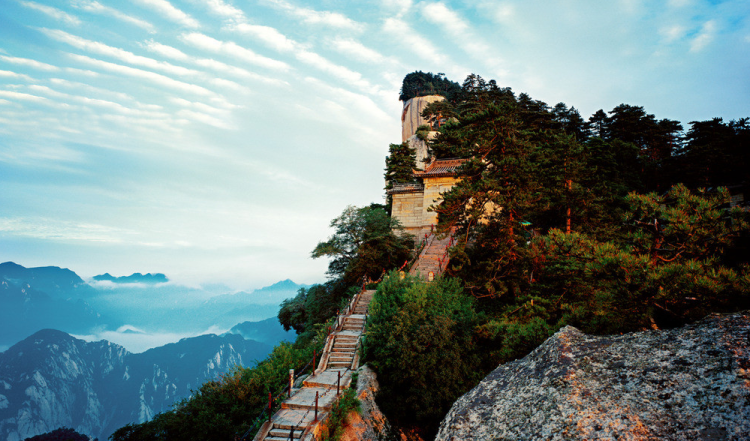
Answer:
(314, 391, 319, 421)
(289, 369, 294, 398)
(289, 428, 294, 441)
(337, 371, 341, 396)
(268, 392, 272, 422)
(313, 349, 316, 371)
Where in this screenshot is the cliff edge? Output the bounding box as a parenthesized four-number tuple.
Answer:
(436, 312, 750, 441)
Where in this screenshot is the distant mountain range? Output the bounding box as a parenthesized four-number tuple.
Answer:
(92, 272, 169, 284)
(0, 328, 274, 441)
(0, 261, 310, 440)
(0, 261, 309, 350)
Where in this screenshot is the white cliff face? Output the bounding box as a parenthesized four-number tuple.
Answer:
(436, 312, 750, 441)
(401, 95, 444, 143)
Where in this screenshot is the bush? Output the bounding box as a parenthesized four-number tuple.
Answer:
(365, 273, 484, 438)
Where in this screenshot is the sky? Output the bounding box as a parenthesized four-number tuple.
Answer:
(1, 0, 748, 291)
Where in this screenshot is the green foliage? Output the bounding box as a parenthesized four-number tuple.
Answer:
(109, 329, 327, 441)
(399, 71, 460, 102)
(279, 283, 358, 335)
(312, 204, 413, 286)
(319, 388, 361, 441)
(365, 274, 485, 437)
(24, 427, 94, 441)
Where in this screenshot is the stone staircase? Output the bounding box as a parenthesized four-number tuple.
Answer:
(253, 290, 375, 441)
(409, 233, 454, 279)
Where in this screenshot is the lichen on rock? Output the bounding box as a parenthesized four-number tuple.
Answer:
(436, 311, 750, 441)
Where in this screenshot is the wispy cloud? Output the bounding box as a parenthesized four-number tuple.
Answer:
(262, 0, 364, 31)
(141, 39, 287, 86)
(200, 0, 246, 23)
(691, 20, 717, 52)
(180, 32, 291, 71)
(131, 0, 200, 28)
(229, 24, 375, 92)
(382, 18, 448, 64)
(27, 84, 168, 118)
(420, 2, 505, 75)
(230, 23, 297, 52)
(0, 55, 59, 71)
(0, 70, 35, 81)
(67, 53, 215, 97)
(71, 0, 156, 33)
(19, 1, 81, 26)
(329, 38, 392, 65)
(41, 29, 200, 77)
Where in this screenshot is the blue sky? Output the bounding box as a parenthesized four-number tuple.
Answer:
(1, 0, 748, 290)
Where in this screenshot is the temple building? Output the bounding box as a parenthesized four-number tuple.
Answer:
(388, 95, 465, 236)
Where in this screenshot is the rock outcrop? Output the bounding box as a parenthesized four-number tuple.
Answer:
(401, 95, 444, 143)
(339, 365, 392, 441)
(436, 312, 750, 441)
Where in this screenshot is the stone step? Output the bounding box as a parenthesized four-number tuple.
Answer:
(329, 355, 353, 362)
(328, 362, 352, 369)
(267, 428, 303, 440)
(271, 408, 316, 430)
(282, 387, 336, 411)
(304, 371, 351, 389)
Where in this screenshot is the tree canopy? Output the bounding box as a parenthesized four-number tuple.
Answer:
(399, 71, 461, 102)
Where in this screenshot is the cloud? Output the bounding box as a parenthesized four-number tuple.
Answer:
(420, 2, 505, 75)
(262, 0, 364, 31)
(0, 90, 48, 103)
(691, 20, 717, 52)
(142, 39, 287, 86)
(382, 18, 448, 64)
(27, 84, 169, 118)
(67, 53, 215, 97)
(131, 0, 200, 28)
(229, 24, 375, 92)
(41, 29, 201, 77)
(0, 217, 128, 242)
(71, 0, 155, 32)
(231, 23, 297, 52)
(180, 32, 291, 71)
(329, 38, 391, 64)
(0, 55, 59, 71)
(19, 1, 81, 26)
(141, 39, 190, 61)
(0, 70, 35, 81)
(201, 0, 246, 23)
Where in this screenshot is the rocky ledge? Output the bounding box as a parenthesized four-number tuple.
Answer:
(436, 312, 750, 441)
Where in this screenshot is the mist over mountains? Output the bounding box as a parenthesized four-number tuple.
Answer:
(0, 261, 305, 440)
(0, 262, 306, 352)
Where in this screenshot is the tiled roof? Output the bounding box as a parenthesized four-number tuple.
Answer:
(387, 182, 425, 194)
(413, 158, 467, 178)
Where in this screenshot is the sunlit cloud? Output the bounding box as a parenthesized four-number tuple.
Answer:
(0, 70, 35, 81)
(262, 0, 364, 31)
(200, 0, 246, 23)
(180, 32, 291, 71)
(329, 38, 392, 65)
(41, 29, 200, 77)
(67, 53, 215, 97)
(19, 1, 81, 26)
(71, 0, 156, 32)
(231, 23, 297, 52)
(0, 55, 59, 72)
(131, 0, 200, 28)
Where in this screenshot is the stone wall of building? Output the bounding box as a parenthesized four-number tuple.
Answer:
(421, 176, 456, 227)
(392, 191, 424, 233)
